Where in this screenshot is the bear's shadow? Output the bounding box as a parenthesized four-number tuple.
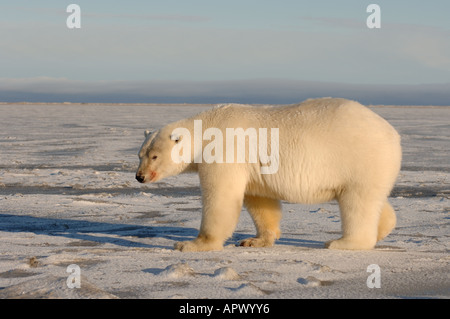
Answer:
(0, 213, 324, 250)
(0, 213, 198, 250)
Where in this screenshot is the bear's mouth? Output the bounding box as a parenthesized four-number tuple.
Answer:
(149, 170, 158, 182)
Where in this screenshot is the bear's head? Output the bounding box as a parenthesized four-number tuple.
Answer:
(136, 124, 191, 183)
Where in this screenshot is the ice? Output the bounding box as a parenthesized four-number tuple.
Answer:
(297, 276, 323, 287)
(213, 267, 240, 280)
(160, 263, 196, 279)
(0, 275, 118, 299)
(0, 103, 448, 299)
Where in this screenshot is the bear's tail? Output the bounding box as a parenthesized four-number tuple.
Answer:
(377, 201, 396, 241)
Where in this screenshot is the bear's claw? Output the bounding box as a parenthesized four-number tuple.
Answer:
(239, 237, 275, 248)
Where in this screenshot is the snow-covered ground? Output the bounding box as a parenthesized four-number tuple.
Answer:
(0, 103, 448, 299)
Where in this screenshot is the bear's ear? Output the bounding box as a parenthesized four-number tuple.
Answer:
(170, 134, 183, 144)
(144, 130, 152, 137)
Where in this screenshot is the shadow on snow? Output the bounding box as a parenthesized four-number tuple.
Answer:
(0, 213, 198, 249)
(0, 213, 325, 250)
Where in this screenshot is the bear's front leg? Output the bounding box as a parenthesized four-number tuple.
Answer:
(174, 194, 243, 252)
(174, 166, 246, 252)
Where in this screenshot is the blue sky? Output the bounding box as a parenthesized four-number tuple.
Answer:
(1, 1, 450, 104)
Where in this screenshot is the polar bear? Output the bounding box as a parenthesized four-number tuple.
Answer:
(136, 98, 401, 252)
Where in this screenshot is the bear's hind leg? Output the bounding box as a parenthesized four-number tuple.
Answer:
(326, 191, 384, 250)
(240, 195, 282, 248)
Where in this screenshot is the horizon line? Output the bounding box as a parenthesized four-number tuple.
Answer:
(1, 78, 450, 106)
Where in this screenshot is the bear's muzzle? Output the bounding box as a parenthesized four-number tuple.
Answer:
(135, 173, 145, 183)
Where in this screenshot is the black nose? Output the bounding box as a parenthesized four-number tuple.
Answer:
(136, 174, 145, 183)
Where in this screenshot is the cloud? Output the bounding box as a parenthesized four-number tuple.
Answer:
(298, 16, 363, 30)
(393, 25, 450, 70)
(5, 5, 210, 24)
(2, 12, 449, 86)
(84, 12, 211, 23)
(1, 77, 449, 105)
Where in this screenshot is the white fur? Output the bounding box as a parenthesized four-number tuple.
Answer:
(136, 98, 402, 251)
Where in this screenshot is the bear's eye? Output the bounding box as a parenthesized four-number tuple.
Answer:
(152, 155, 158, 160)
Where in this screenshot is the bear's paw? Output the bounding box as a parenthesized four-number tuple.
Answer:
(239, 237, 275, 248)
(174, 239, 223, 252)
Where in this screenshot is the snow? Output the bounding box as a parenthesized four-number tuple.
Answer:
(0, 103, 448, 299)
